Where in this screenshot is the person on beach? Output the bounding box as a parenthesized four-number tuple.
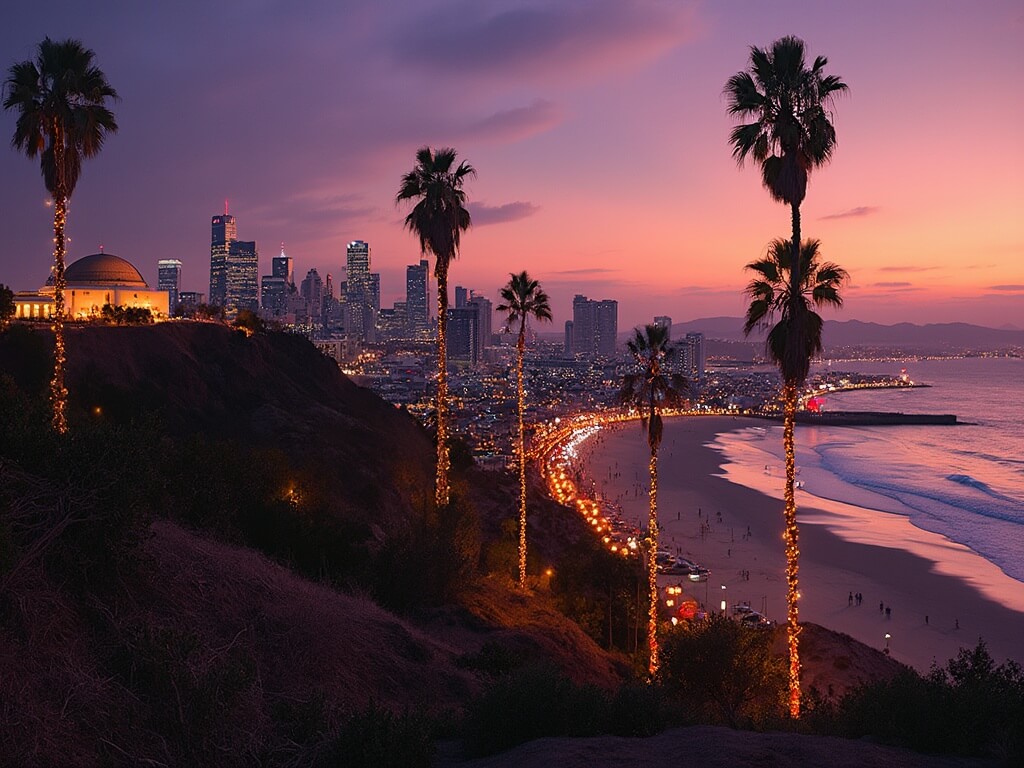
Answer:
(879, 601, 884, 613)
(848, 592, 853, 606)
(886, 606, 891, 619)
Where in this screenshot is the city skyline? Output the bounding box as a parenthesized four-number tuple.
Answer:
(1, 2, 1022, 329)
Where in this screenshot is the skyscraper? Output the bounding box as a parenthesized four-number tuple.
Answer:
(272, 246, 294, 285)
(571, 294, 596, 357)
(301, 268, 324, 319)
(406, 259, 429, 336)
(345, 240, 373, 341)
(571, 294, 618, 359)
(454, 285, 469, 309)
(595, 299, 618, 358)
(225, 239, 258, 316)
(682, 332, 706, 381)
(209, 213, 236, 307)
(447, 306, 479, 365)
(158, 259, 182, 313)
(467, 293, 493, 360)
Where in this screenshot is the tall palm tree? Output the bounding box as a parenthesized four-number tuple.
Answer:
(725, 36, 846, 390)
(497, 271, 552, 589)
(620, 323, 687, 678)
(396, 147, 475, 508)
(743, 238, 848, 717)
(5, 38, 119, 434)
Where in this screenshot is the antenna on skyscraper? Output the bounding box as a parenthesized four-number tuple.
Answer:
(224, 199, 229, 216)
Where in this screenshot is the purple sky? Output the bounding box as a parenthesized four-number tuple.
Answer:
(2, 1, 1022, 329)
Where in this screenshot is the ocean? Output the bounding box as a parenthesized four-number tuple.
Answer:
(713, 357, 1024, 584)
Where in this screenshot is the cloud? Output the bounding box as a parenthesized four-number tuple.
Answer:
(989, 284, 1024, 291)
(820, 206, 880, 220)
(878, 265, 938, 273)
(469, 201, 540, 226)
(462, 100, 564, 143)
(391, 0, 697, 83)
(872, 281, 913, 288)
(549, 268, 618, 276)
(250, 194, 377, 229)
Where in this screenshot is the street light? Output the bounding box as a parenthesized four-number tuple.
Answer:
(884, 633, 891, 655)
(721, 584, 727, 614)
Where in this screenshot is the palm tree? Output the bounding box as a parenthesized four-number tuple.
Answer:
(620, 323, 687, 678)
(396, 147, 475, 508)
(497, 271, 552, 589)
(743, 238, 848, 717)
(5, 38, 118, 434)
(725, 36, 846, 390)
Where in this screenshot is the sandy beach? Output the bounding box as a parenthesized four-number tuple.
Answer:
(580, 416, 1024, 672)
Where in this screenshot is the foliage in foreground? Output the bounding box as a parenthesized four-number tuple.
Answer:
(818, 641, 1024, 763)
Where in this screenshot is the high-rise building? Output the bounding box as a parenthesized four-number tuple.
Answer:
(682, 332, 705, 381)
(209, 213, 236, 307)
(595, 300, 618, 358)
(564, 320, 574, 356)
(225, 240, 258, 316)
(260, 276, 287, 315)
(654, 316, 673, 338)
(345, 240, 373, 341)
(179, 291, 204, 313)
(571, 294, 617, 359)
(406, 259, 429, 335)
(447, 306, 479, 365)
(272, 246, 294, 285)
(571, 294, 596, 357)
(300, 268, 324, 320)
(261, 245, 293, 316)
(467, 293, 493, 360)
(158, 259, 182, 313)
(454, 285, 469, 309)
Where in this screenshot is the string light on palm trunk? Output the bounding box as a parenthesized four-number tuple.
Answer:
(517, 334, 527, 587)
(435, 275, 450, 508)
(647, 449, 659, 678)
(783, 383, 801, 717)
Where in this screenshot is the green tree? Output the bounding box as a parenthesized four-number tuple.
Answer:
(725, 36, 846, 717)
(497, 271, 552, 588)
(4, 38, 119, 434)
(619, 324, 687, 677)
(742, 237, 847, 717)
(0, 283, 14, 328)
(396, 146, 475, 508)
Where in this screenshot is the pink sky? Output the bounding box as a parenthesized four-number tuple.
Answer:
(1, 1, 1022, 329)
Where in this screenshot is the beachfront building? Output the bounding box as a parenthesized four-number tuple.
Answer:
(14, 251, 170, 320)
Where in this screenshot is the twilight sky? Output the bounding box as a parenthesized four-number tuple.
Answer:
(1, 0, 1022, 330)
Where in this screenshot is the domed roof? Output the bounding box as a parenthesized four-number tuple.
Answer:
(51, 253, 148, 288)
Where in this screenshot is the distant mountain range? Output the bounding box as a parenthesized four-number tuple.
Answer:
(659, 317, 1024, 352)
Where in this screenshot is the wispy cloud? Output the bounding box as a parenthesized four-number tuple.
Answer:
(872, 281, 913, 288)
(462, 100, 564, 143)
(550, 268, 618, 276)
(878, 265, 938, 273)
(820, 205, 880, 220)
(391, 0, 697, 83)
(989, 284, 1024, 291)
(468, 201, 540, 226)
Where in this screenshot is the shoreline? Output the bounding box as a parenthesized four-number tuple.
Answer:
(578, 415, 1024, 671)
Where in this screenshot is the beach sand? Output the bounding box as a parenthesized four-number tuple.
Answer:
(581, 416, 1024, 672)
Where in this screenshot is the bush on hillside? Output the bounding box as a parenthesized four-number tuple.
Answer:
(829, 641, 1024, 762)
(659, 613, 787, 728)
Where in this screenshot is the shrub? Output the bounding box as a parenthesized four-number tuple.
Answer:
(659, 613, 786, 728)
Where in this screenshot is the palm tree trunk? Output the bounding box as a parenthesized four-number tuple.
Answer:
(435, 265, 450, 508)
(50, 126, 69, 435)
(647, 446, 659, 678)
(787, 201, 807, 383)
(782, 381, 801, 717)
(517, 322, 527, 588)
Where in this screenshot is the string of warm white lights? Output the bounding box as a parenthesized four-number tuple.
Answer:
(435, 271, 450, 508)
(50, 127, 69, 435)
(516, 336, 527, 588)
(782, 383, 801, 717)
